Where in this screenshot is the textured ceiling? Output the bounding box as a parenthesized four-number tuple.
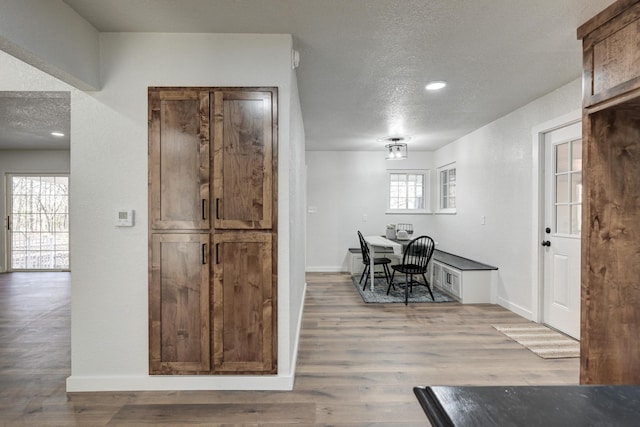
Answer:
(0, 92, 70, 150)
(2, 0, 616, 151)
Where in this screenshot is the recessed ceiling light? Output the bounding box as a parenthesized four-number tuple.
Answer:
(51, 132, 65, 137)
(425, 81, 447, 91)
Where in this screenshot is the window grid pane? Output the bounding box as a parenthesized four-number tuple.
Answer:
(389, 172, 425, 211)
(439, 166, 456, 210)
(10, 175, 70, 270)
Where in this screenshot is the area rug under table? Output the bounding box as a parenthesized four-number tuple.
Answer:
(351, 275, 455, 304)
(493, 323, 579, 359)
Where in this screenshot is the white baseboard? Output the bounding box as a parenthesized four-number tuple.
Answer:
(288, 281, 307, 378)
(66, 374, 295, 392)
(305, 266, 346, 273)
(497, 296, 533, 321)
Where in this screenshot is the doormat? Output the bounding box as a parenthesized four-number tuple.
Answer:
(493, 323, 579, 359)
(351, 275, 455, 304)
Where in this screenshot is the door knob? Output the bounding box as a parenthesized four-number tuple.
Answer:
(541, 240, 551, 247)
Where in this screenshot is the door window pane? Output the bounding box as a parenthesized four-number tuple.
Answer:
(556, 143, 570, 173)
(553, 139, 582, 236)
(572, 139, 582, 172)
(571, 172, 582, 204)
(556, 174, 569, 204)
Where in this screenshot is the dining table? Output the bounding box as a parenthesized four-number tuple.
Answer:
(363, 235, 404, 291)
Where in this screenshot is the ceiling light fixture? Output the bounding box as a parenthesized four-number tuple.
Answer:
(425, 81, 447, 91)
(51, 132, 65, 137)
(384, 137, 408, 160)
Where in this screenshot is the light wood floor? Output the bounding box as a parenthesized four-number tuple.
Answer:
(0, 272, 578, 426)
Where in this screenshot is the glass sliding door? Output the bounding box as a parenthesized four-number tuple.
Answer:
(7, 174, 69, 271)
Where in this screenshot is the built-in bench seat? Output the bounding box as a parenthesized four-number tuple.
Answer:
(430, 250, 497, 303)
(432, 250, 497, 271)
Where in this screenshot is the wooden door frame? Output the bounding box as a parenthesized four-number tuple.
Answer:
(530, 109, 581, 324)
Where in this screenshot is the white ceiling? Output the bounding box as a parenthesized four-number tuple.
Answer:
(1, 0, 615, 152)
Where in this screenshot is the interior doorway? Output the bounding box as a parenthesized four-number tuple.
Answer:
(0, 91, 70, 272)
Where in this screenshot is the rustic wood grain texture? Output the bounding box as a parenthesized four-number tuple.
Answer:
(592, 19, 640, 94)
(149, 87, 278, 376)
(577, 0, 640, 39)
(212, 90, 274, 230)
(148, 89, 210, 231)
(581, 108, 640, 384)
(268, 89, 279, 371)
(579, 1, 640, 107)
(150, 234, 210, 373)
(579, 1, 640, 385)
(0, 272, 579, 425)
(212, 233, 274, 373)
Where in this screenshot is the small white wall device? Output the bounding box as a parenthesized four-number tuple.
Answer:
(116, 209, 134, 227)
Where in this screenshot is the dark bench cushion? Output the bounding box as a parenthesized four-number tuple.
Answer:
(433, 250, 497, 271)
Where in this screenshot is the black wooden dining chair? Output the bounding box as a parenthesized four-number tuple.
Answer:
(357, 231, 392, 290)
(388, 235, 435, 305)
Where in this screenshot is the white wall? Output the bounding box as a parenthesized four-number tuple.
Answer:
(0, 150, 70, 272)
(0, 28, 305, 391)
(305, 151, 434, 271)
(0, 0, 99, 89)
(287, 66, 307, 368)
(430, 78, 583, 319)
(65, 32, 300, 391)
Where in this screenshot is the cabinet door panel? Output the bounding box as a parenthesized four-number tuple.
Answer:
(149, 90, 210, 230)
(150, 233, 210, 373)
(212, 232, 275, 373)
(212, 90, 275, 229)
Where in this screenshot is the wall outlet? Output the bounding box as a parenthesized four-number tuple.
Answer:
(481, 215, 486, 225)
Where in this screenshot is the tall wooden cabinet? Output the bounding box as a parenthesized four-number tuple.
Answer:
(148, 87, 277, 375)
(578, 0, 640, 384)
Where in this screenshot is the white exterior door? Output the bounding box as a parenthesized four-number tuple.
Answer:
(542, 122, 581, 339)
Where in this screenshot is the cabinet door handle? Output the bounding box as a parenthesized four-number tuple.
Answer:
(202, 199, 207, 220)
(216, 198, 220, 219)
(6, 216, 9, 230)
(216, 243, 220, 264)
(202, 244, 207, 264)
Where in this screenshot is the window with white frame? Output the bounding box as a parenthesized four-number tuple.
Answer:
(387, 169, 430, 214)
(437, 163, 456, 214)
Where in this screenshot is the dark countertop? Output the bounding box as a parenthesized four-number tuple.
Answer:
(414, 385, 640, 427)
